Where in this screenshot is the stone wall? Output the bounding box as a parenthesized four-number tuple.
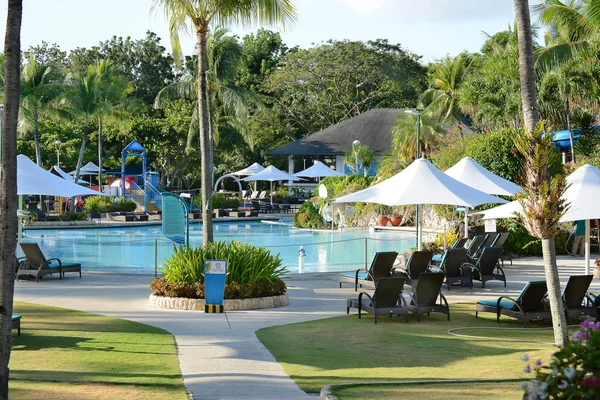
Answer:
(149, 293, 289, 311)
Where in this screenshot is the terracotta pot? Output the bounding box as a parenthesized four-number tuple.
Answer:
(390, 216, 403, 226)
(376, 215, 389, 227)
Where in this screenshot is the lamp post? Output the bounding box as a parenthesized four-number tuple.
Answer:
(54, 140, 62, 166)
(405, 109, 424, 250)
(352, 139, 361, 175)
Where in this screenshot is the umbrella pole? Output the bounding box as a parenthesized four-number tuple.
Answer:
(464, 207, 469, 238)
(270, 181, 273, 206)
(585, 219, 591, 275)
(416, 204, 422, 251)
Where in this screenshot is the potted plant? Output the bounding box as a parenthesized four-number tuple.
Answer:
(375, 205, 391, 227)
(389, 206, 404, 227)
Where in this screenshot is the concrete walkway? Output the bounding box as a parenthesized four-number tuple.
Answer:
(13, 255, 600, 399)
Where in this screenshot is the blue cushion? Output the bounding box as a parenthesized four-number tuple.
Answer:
(12, 315, 21, 321)
(477, 299, 518, 311)
(340, 271, 368, 280)
(431, 254, 443, 263)
(47, 260, 80, 269)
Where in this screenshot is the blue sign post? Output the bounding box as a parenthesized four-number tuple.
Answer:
(204, 260, 227, 313)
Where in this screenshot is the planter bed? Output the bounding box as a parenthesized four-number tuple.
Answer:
(149, 293, 289, 311)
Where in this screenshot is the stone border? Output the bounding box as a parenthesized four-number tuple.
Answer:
(149, 293, 289, 311)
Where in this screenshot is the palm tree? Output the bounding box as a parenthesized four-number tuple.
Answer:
(93, 59, 135, 188)
(0, 0, 23, 397)
(18, 55, 63, 165)
(152, 0, 296, 246)
(514, 0, 568, 348)
(390, 111, 445, 162)
(421, 54, 469, 122)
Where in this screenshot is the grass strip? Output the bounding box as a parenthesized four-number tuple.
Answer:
(9, 302, 187, 400)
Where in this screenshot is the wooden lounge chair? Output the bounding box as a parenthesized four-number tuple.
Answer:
(393, 250, 434, 286)
(561, 275, 596, 321)
(475, 281, 550, 327)
(431, 237, 468, 265)
(403, 272, 450, 321)
(346, 277, 408, 324)
(12, 315, 21, 336)
(17, 243, 82, 282)
(466, 246, 506, 288)
(436, 248, 471, 290)
(339, 251, 399, 291)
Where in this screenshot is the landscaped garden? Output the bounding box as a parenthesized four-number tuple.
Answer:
(9, 302, 187, 400)
(257, 303, 575, 398)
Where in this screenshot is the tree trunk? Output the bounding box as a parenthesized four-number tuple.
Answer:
(565, 100, 575, 163)
(0, 1, 22, 397)
(197, 27, 213, 245)
(70, 119, 88, 213)
(541, 237, 569, 347)
(206, 85, 215, 193)
(98, 117, 103, 192)
(514, 0, 540, 132)
(33, 112, 41, 166)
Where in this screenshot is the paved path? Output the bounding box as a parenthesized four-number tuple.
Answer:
(13, 255, 599, 399)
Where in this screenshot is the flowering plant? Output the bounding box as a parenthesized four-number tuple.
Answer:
(521, 321, 600, 399)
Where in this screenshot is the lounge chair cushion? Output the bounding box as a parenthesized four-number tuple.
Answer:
(431, 254, 443, 263)
(12, 315, 21, 322)
(45, 260, 62, 270)
(340, 271, 368, 280)
(476, 299, 518, 311)
(47, 260, 81, 269)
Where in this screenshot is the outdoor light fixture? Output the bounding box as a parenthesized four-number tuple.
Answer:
(55, 140, 62, 166)
(405, 108, 424, 250)
(352, 139, 361, 174)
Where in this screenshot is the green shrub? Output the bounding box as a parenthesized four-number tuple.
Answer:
(212, 194, 227, 209)
(498, 219, 569, 256)
(160, 241, 287, 285)
(293, 201, 324, 228)
(84, 195, 114, 212)
(223, 198, 240, 209)
(113, 198, 137, 212)
(71, 212, 88, 221)
(149, 277, 287, 299)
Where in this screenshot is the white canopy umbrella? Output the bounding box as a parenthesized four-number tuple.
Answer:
(334, 158, 507, 249)
(242, 165, 301, 205)
(69, 161, 105, 176)
(50, 165, 87, 184)
(18, 155, 103, 197)
(477, 164, 600, 274)
(294, 161, 344, 178)
(231, 162, 265, 176)
(445, 157, 522, 238)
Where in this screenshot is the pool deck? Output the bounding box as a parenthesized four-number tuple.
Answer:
(13, 255, 600, 399)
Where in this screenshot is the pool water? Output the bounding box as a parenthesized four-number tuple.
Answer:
(23, 221, 421, 274)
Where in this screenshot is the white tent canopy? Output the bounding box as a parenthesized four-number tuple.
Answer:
(50, 165, 87, 184)
(294, 161, 344, 178)
(445, 157, 522, 196)
(231, 162, 265, 176)
(476, 164, 600, 274)
(445, 157, 522, 238)
(242, 165, 301, 205)
(18, 155, 104, 197)
(333, 158, 507, 249)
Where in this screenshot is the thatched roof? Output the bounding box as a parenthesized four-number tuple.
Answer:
(268, 108, 402, 157)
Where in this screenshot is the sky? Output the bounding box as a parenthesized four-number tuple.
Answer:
(0, 0, 545, 63)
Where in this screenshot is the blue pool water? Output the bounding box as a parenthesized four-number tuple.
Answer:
(22, 221, 421, 274)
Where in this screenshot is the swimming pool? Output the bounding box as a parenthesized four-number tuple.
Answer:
(23, 221, 422, 274)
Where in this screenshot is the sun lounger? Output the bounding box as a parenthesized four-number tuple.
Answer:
(403, 272, 449, 321)
(561, 275, 596, 321)
(431, 237, 469, 265)
(12, 315, 21, 336)
(347, 277, 408, 324)
(465, 234, 486, 259)
(475, 280, 550, 327)
(468, 233, 499, 261)
(108, 212, 135, 222)
(435, 248, 471, 290)
(393, 250, 434, 286)
(466, 246, 506, 288)
(340, 251, 399, 291)
(17, 243, 82, 282)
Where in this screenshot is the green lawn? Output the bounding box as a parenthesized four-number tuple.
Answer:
(257, 303, 564, 395)
(330, 381, 523, 400)
(10, 302, 187, 400)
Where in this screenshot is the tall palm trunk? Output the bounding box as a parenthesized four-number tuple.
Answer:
(515, 0, 568, 348)
(565, 100, 575, 163)
(0, 0, 22, 397)
(98, 117, 103, 192)
(197, 27, 214, 245)
(206, 85, 215, 192)
(33, 112, 41, 165)
(70, 118, 88, 213)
